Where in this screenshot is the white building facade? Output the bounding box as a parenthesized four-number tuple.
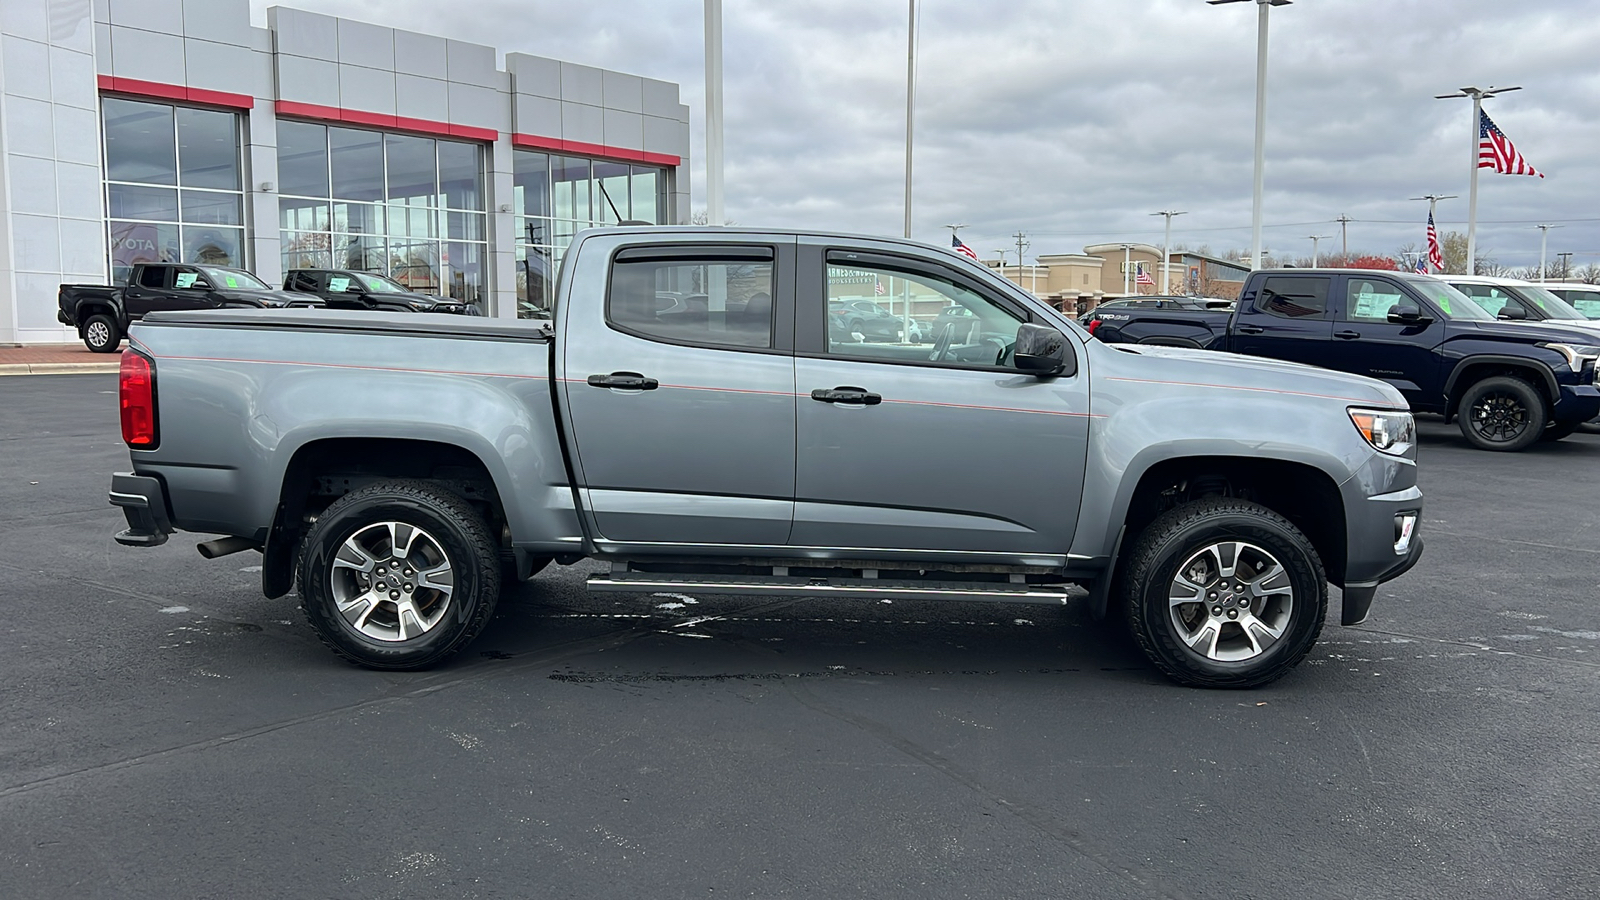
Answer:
(0, 0, 691, 344)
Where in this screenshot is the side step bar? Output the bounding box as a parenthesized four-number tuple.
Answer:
(587, 573, 1074, 605)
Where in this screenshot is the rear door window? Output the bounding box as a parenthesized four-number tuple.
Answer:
(1256, 277, 1330, 319)
(607, 248, 776, 349)
(1344, 278, 1408, 322)
(137, 266, 169, 289)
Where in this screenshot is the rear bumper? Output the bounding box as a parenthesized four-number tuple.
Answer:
(108, 472, 173, 547)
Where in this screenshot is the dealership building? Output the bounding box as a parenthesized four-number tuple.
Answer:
(0, 0, 691, 344)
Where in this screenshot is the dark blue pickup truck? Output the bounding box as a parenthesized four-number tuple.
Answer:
(1085, 269, 1600, 451)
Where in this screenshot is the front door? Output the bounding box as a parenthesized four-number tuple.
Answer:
(1331, 274, 1443, 406)
(1231, 274, 1335, 368)
(791, 243, 1088, 560)
(560, 238, 798, 547)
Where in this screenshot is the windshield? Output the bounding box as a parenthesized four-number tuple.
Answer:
(199, 267, 269, 291)
(1511, 285, 1587, 320)
(1413, 279, 1494, 321)
(355, 273, 413, 294)
(1562, 295, 1600, 319)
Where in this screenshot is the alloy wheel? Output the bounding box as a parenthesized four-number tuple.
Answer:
(1168, 540, 1294, 662)
(1470, 391, 1529, 443)
(328, 521, 455, 642)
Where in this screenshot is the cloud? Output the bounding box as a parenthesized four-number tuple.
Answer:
(253, 0, 1600, 269)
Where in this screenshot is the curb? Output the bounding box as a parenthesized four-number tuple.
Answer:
(0, 362, 121, 376)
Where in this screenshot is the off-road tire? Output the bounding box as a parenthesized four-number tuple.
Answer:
(83, 314, 122, 353)
(298, 479, 501, 669)
(1124, 498, 1327, 688)
(1458, 376, 1547, 452)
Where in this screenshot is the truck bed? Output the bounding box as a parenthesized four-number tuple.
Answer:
(1086, 306, 1230, 349)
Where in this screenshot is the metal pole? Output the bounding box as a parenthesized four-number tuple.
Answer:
(902, 0, 917, 239)
(1335, 214, 1352, 258)
(1467, 91, 1482, 274)
(704, 0, 723, 227)
(1122, 244, 1131, 295)
(1558, 252, 1573, 281)
(1248, 0, 1270, 270)
(1152, 211, 1185, 294)
(1537, 225, 1552, 282)
(1309, 235, 1320, 267)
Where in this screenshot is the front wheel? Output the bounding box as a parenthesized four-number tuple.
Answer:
(298, 479, 501, 669)
(1123, 499, 1327, 688)
(1458, 376, 1547, 452)
(82, 314, 122, 353)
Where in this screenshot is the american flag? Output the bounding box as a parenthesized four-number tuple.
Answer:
(951, 235, 979, 260)
(874, 278, 885, 295)
(1413, 255, 1428, 275)
(1134, 262, 1155, 286)
(1426, 211, 1443, 272)
(1479, 111, 1543, 178)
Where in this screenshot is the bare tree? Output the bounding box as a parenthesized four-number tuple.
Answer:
(1576, 263, 1600, 285)
(1436, 231, 1499, 275)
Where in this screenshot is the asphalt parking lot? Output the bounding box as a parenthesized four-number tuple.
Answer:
(2, 374, 1598, 899)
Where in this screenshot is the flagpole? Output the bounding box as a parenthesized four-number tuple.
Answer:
(1437, 85, 1519, 275)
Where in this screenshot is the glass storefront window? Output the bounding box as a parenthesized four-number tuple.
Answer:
(277, 124, 489, 307)
(102, 98, 245, 282)
(511, 148, 671, 318)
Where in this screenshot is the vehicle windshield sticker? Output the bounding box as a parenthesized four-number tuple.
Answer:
(174, 272, 199, 289)
(224, 275, 240, 288)
(1437, 295, 1452, 314)
(328, 276, 350, 292)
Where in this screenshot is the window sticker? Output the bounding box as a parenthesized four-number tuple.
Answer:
(224, 275, 240, 288)
(328, 276, 351, 292)
(174, 272, 199, 289)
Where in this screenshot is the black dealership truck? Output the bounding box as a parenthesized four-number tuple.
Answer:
(1084, 269, 1600, 451)
(282, 268, 480, 315)
(59, 262, 323, 353)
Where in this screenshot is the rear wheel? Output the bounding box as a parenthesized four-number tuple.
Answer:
(1458, 376, 1546, 452)
(298, 479, 501, 669)
(82, 314, 121, 353)
(1124, 499, 1327, 688)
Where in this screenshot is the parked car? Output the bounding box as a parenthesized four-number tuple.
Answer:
(109, 227, 1424, 688)
(829, 298, 905, 342)
(1083, 268, 1600, 451)
(283, 269, 480, 315)
(59, 263, 323, 353)
(1537, 283, 1600, 320)
(1439, 275, 1595, 326)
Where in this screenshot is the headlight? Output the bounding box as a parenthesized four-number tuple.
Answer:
(1538, 342, 1600, 370)
(1349, 408, 1415, 456)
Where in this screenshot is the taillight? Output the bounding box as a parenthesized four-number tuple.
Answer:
(1087, 318, 1103, 335)
(120, 350, 158, 448)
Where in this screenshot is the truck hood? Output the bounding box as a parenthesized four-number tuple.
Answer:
(1459, 319, 1600, 345)
(1109, 343, 1408, 408)
(217, 289, 324, 307)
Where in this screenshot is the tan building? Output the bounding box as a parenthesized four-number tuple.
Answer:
(988, 242, 1251, 313)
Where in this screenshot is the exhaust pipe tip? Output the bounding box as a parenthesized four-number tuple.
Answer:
(197, 536, 262, 559)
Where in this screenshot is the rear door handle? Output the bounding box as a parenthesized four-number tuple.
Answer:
(1235, 324, 1266, 335)
(811, 386, 882, 405)
(587, 371, 659, 390)
(1334, 330, 1361, 340)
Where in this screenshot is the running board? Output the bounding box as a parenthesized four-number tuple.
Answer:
(587, 573, 1074, 605)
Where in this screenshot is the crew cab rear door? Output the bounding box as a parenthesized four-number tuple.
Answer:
(790, 241, 1088, 559)
(557, 235, 798, 548)
(1231, 274, 1336, 368)
(122, 264, 179, 319)
(1329, 274, 1444, 406)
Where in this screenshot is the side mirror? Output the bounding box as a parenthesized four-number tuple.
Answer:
(1497, 306, 1528, 321)
(1386, 303, 1432, 326)
(1014, 323, 1074, 377)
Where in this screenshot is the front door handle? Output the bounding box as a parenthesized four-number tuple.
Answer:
(1236, 324, 1266, 335)
(587, 371, 659, 390)
(1334, 330, 1361, 340)
(811, 386, 882, 405)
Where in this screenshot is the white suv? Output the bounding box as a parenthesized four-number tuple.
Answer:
(1543, 283, 1600, 320)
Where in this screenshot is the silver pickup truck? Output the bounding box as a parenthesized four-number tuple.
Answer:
(108, 227, 1423, 687)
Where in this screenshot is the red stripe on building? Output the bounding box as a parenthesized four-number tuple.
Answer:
(97, 76, 254, 110)
(512, 132, 680, 167)
(274, 101, 498, 143)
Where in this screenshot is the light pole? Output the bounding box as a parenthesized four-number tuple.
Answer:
(1209, 0, 1291, 271)
(1534, 224, 1560, 282)
(704, 0, 723, 227)
(1557, 252, 1574, 282)
(1435, 85, 1522, 274)
(903, 0, 918, 239)
(1014, 232, 1031, 294)
(1307, 234, 1331, 267)
(1152, 210, 1185, 294)
(994, 250, 1010, 283)
(1408, 194, 1456, 272)
(1119, 243, 1134, 295)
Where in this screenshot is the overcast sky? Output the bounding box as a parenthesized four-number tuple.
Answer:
(252, 0, 1600, 271)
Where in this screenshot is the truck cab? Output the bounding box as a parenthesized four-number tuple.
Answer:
(283, 268, 479, 315)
